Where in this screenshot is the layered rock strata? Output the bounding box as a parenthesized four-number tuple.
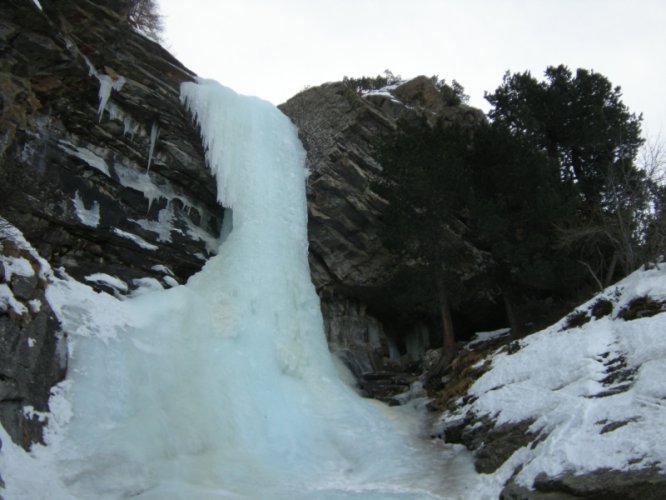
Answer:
(0, 0, 223, 447)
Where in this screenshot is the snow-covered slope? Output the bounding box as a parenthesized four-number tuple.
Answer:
(438, 262, 666, 497)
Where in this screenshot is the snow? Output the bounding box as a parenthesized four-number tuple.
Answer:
(130, 277, 164, 295)
(150, 264, 174, 276)
(467, 328, 510, 349)
(112, 228, 158, 251)
(72, 191, 101, 227)
(162, 275, 179, 288)
(130, 204, 179, 243)
(30, 0, 42, 11)
(1, 255, 34, 280)
(0, 216, 51, 280)
(58, 141, 111, 177)
(84, 273, 129, 294)
(0, 283, 28, 316)
(444, 263, 666, 490)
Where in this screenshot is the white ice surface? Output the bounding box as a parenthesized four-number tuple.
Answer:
(59, 141, 111, 177)
(72, 191, 101, 228)
(84, 273, 128, 294)
(96, 75, 126, 121)
(130, 203, 179, 243)
(112, 228, 158, 251)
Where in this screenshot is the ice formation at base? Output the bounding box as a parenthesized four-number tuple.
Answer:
(0, 80, 482, 499)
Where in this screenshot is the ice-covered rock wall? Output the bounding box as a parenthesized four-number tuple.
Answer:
(0, 0, 223, 288)
(0, 0, 223, 445)
(1, 75, 485, 500)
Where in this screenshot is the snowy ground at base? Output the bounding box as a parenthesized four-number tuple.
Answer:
(441, 262, 666, 490)
(0, 81, 492, 499)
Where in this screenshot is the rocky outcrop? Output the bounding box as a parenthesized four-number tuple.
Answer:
(0, 221, 66, 448)
(501, 468, 666, 500)
(0, 0, 223, 448)
(281, 77, 483, 295)
(321, 295, 394, 376)
(437, 338, 666, 499)
(280, 77, 485, 370)
(432, 270, 666, 499)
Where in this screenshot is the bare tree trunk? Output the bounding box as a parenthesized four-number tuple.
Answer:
(425, 276, 456, 384)
(604, 251, 619, 287)
(502, 288, 523, 338)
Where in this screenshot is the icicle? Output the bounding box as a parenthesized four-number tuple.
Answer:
(80, 55, 126, 121)
(146, 122, 159, 171)
(96, 75, 126, 121)
(123, 116, 141, 138)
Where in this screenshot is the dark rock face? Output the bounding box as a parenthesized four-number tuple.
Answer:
(501, 468, 666, 500)
(1, 223, 67, 449)
(280, 78, 483, 295)
(0, 0, 223, 448)
(280, 78, 484, 368)
(0, 0, 224, 292)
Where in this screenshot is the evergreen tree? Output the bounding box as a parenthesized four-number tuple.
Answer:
(467, 122, 579, 334)
(377, 118, 482, 365)
(486, 65, 646, 285)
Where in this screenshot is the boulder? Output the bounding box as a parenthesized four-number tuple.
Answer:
(501, 468, 666, 500)
(0, 225, 66, 448)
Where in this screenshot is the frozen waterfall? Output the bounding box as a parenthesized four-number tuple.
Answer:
(2, 80, 484, 499)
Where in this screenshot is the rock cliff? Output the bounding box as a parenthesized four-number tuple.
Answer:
(1, 0, 223, 447)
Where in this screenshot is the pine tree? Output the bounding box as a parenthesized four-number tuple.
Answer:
(377, 118, 482, 366)
(486, 65, 646, 285)
(467, 122, 579, 334)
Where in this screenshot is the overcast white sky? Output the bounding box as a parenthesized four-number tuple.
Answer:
(159, 0, 666, 136)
